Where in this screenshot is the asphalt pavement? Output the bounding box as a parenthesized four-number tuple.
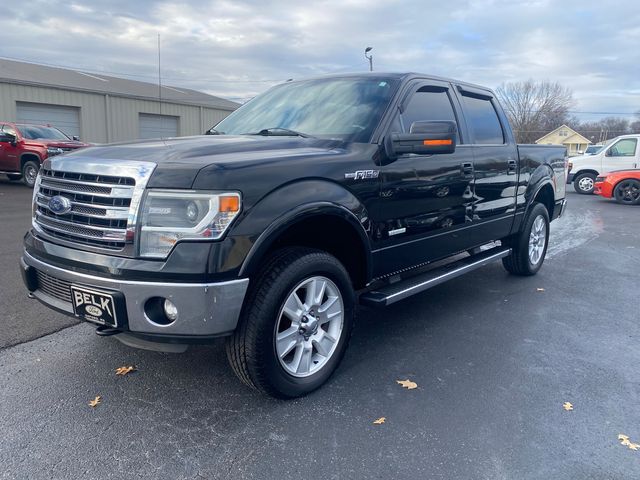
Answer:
(1, 180, 639, 479)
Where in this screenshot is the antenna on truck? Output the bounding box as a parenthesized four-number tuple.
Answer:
(158, 33, 162, 116)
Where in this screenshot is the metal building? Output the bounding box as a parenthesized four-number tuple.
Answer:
(0, 58, 239, 143)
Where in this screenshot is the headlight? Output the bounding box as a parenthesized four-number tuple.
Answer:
(46, 147, 64, 157)
(139, 190, 241, 258)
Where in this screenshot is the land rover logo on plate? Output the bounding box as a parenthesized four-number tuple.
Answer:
(48, 195, 72, 215)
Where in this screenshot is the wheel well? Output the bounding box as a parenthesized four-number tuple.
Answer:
(534, 184, 555, 219)
(20, 153, 41, 170)
(261, 215, 369, 289)
(574, 169, 599, 179)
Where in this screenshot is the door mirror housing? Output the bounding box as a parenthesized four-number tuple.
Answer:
(384, 121, 457, 162)
(72, 135, 80, 141)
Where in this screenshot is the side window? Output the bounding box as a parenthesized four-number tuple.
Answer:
(2, 125, 17, 137)
(609, 139, 637, 157)
(400, 86, 458, 136)
(460, 93, 505, 144)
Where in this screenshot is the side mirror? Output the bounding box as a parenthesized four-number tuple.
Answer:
(0, 132, 16, 145)
(72, 135, 80, 141)
(385, 121, 457, 161)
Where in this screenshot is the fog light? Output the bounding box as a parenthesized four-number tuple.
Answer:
(163, 299, 178, 321)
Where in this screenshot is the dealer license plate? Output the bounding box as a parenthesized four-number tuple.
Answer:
(70, 286, 118, 327)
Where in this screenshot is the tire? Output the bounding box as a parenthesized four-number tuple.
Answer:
(6, 174, 22, 181)
(226, 247, 355, 398)
(613, 179, 640, 205)
(21, 160, 40, 187)
(502, 202, 550, 276)
(573, 172, 596, 195)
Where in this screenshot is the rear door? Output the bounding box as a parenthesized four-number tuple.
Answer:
(603, 137, 638, 172)
(372, 80, 475, 275)
(454, 86, 518, 243)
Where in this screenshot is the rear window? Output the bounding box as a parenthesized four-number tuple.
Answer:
(460, 93, 505, 144)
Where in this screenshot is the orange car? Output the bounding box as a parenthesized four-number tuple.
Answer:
(594, 170, 640, 205)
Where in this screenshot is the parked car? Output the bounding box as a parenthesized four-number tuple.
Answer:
(568, 134, 639, 194)
(20, 73, 567, 398)
(0, 123, 90, 186)
(594, 170, 640, 205)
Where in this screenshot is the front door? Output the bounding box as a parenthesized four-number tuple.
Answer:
(371, 81, 475, 276)
(603, 137, 638, 172)
(0, 124, 20, 172)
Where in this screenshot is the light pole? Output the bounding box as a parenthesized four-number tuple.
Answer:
(364, 47, 373, 72)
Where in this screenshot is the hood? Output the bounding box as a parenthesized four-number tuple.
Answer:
(59, 135, 347, 188)
(25, 138, 91, 149)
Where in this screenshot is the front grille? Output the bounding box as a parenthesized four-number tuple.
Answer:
(36, 270, 72, 303)
(34, 168, 135, 252)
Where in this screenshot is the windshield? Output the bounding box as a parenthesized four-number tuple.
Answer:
(18, 125, 70, 141)
(214, 77, 400, 142)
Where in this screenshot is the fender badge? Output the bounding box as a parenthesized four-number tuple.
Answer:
(345, 170, 379, 180)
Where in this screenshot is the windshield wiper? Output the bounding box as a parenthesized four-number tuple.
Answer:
(247, 127, 313, 138)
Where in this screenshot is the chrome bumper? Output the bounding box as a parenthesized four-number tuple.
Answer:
(21, 251, 249, 337)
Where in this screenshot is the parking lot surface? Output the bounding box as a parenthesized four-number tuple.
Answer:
(1, 181, 639, 479)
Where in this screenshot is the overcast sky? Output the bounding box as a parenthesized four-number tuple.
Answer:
(0, 0, 638, 120)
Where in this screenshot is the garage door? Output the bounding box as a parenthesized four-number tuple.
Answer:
(16, 102, 80, 139)
(139, 114, 179, 139)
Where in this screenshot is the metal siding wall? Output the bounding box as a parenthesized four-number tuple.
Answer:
(0, 82, 107, 143)
(203, 108, 231, 130)
(0, 82, 235, 144)
(108, 97, 232, 141)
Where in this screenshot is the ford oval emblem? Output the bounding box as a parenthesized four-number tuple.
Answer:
(48, 195, 72, 215)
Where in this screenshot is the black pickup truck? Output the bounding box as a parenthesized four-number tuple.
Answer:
(20, 73, 567, 398)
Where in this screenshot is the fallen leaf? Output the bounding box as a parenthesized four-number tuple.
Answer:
(373, 417, 386, 425)
(88, 396, 101, 408)
(115, 366, 136, 376)
(396, 379, 418, 390)
(618, 434, 630, 442)
(629, 443, 640, 451)
(536, 288, 545, 292)
(563, 402, 573, 411)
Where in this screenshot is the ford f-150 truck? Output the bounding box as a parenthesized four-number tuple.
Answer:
(20, 73, 567, 398)
(0, 123, 90, 187)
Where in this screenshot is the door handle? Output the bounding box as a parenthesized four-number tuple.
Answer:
(507, 159, 517, 174)
(461, 162, 474, 176)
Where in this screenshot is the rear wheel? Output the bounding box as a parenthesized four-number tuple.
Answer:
(573, 172, 596, 195)
(226, 247, 355, 398)
(21, 160, 40, 187)
(613, 179, 640, 205)
(502, 202, 550, 276)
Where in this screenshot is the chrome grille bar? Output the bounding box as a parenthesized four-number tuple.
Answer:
(32, 159, 156, 256)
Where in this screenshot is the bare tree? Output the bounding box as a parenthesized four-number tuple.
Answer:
(631, 110, 640, 134)
(496, 80, 574, 143)
(574, 117, 632, 143)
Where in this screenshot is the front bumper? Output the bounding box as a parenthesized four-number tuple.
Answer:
(21, 250, 249, 340)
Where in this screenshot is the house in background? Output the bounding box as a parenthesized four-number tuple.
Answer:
(535, 124, 591, 156)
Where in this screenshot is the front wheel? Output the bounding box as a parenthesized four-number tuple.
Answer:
(613, 179, 640, 205)
(226, 248, 355, 398)
(502, 202, 550, 276)
(21, 160, 40, 187)
(573, 172, 596, 195)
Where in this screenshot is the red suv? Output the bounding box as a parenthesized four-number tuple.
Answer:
(0, 123, 90, 187)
